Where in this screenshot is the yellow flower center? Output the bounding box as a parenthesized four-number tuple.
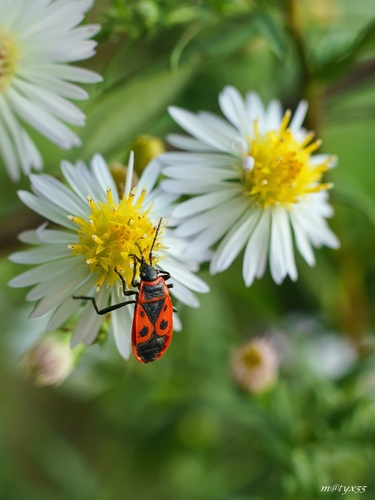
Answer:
(242, 111, 332, 208)
(68, 189, 164, 290)
(241, 345, 263, 369)
(0, 31, 18, 93)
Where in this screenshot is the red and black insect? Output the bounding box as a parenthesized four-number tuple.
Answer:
(74, 218, 176, 363)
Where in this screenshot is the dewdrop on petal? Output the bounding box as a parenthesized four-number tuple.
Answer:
(231, 337, 279, 394)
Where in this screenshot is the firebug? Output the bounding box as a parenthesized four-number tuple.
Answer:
(74, 218, 176, 363)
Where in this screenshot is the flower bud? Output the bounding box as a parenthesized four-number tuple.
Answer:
(20, 334, 80, 387)
(129, 135, 165, 174)
(231, 337, 279, 394)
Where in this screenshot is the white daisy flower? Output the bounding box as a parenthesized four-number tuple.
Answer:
(161, 86, 340, 286)
(0, 0, 102, 181)
(9, 154, 209, 360)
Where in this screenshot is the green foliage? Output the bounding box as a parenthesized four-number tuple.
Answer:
(1, 0, 375, 499)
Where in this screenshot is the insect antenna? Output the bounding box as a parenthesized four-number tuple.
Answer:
(149, 218, 163, 266)
(130, 242, 144, 264)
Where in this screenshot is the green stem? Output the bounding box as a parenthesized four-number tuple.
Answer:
(285, 0, 322, 132)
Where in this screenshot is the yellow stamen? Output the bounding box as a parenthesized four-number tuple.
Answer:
(242, 111, 331, 208)
(0, 31, 18, 93)
(69, 189, 166, 288)
(106, 188, 114, 205)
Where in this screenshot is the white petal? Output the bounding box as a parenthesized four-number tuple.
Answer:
(172, 186, 241, 217)
(289, 100, 308, 133)
(47, 275, 96, 331)
(13, 79, 86, 125)
(29, 271, 90, 319)
(289, 212, 315, 266)
(7, 86, 81, 149)
(30, 173, 88, 218)
(161, 152, 234, 168)
(27, 264, 88, 300)
(293, 202, 340, 249)
(219, 86, 252, 136)
(309, 154, 337, 169)
(17, 190, 76, 229)
(71, 288, 110, 347)
(161, 259, 209, 294)
(137, 157, 163, 198)
(169, 106, 237, 152)
(197, 111, 241, 148)
(245, 92, 266, 134)
(161, 179, 229, 195)
(36, 227, 76, 245)
(163, 165, 238, 182)
(0, 113, 19, 180)
(46, 64, 102, 83)
(18, 224, 47, 244)
(168, 279, 200, 308)
(191, 198, 250, 252)
(173, 312, 182, 331)
(111, 289, 133, 359)
(266, 99, 283, 129)
(61, 160, 100, 202)
(9, 257, 81, 288)
(0, 95, 34, 176)
(10, 245, 71, 264)
(210, 208, 261, 273)
(243, 210, 271, 286)
(91, 154, 119, 201)
(269, 208, 297, 284)
(167, 134, 217, 152)
(175, 196, 248, 238)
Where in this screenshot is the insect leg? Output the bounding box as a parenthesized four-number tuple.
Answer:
(128, 254, 141, 288)
(114, 267, 138, 295)
(159, 271, 171, 281)
(73, 295, 137, 315)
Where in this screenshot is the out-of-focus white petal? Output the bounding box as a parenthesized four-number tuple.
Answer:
(0, 0, 100, 180)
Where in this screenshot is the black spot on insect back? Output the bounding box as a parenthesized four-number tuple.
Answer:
(160, 320, 168, 330)
(139, 326, 149, 337)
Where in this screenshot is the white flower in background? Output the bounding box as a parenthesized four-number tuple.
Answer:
(231, 336, 279, 394)
(9, 154, 209, 359)
(0, 0, 102, 180)
(161, 86, 339, 286)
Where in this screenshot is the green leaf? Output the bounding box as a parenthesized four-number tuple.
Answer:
(195, 18, 258, 58)
(78, 61, 198, 161)
(316, 18, 375, 80)
(334, 186, 375, 229)
(254, 10, 287, 61)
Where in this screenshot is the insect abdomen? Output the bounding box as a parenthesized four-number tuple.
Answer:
(135, 330, 167, 363)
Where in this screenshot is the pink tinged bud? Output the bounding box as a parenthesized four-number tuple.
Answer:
(20, 336, 74, 387)
(231, 337, 279, 394)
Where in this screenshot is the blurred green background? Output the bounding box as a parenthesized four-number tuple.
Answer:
(1, 0, 375, 499)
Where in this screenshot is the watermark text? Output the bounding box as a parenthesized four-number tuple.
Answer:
(321, 485, 367, 495)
